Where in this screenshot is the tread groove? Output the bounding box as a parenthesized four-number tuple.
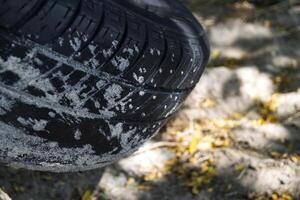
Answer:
(144, 28, 168, 84)
(120, 22, 149, 79)
(77, 2, 105, 53)
(0, 30, 191, 93)
(51, 0, 82, 42)
(11, 0, 48, 31)
(99, 12, 128, 70)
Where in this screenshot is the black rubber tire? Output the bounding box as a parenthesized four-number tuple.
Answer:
(0, 0, 209, 172)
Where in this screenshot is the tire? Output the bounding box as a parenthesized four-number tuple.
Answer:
(0, 0, 209, 172)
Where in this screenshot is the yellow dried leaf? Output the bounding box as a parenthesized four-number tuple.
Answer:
(214, 120, 227, 128)
(252, 119, 264, 125)
(212, 138, 231, 148)
(200, 163, 209, 172)
(81, 190, 91, 200)
(192, 186, 199, 195)
(266, 115, 278, 123)
(207, 167, 217, 176)
(234, 163, 246, 173)
(211, 49, 221, 60)
(126, 177, 136, 187)
(231, 112, 244, 119)
(271, 193, 279, 200)
(264, 20, 271, 28)
(290, 154, 300, 163)
(144, 172, 157, 181)
(188, 157, 198, 164)
(201, 98, 216, 108)
(189, 136, 200, 154)
(270, 151, 282, 158)
(282, 193, 293, 200)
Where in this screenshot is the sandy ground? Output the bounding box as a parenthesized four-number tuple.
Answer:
(0, 1, 300, 200)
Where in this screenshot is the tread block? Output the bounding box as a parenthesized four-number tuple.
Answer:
(0, 0, 40, 28)
(51, 0, 104, 56)
(18, 0, 81, 43)
(164, 41, 196, 89)
(101, 17, 146, 75)
(145, 35, 182, 88)
(121, 27, 165, 85)
(75, 6, 126, 70)
(177, 43, 204, 89)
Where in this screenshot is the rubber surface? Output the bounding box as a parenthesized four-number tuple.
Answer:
(0, 0, 209, 172)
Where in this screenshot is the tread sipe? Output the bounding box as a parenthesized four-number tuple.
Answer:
(0, 0, 209, 172)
